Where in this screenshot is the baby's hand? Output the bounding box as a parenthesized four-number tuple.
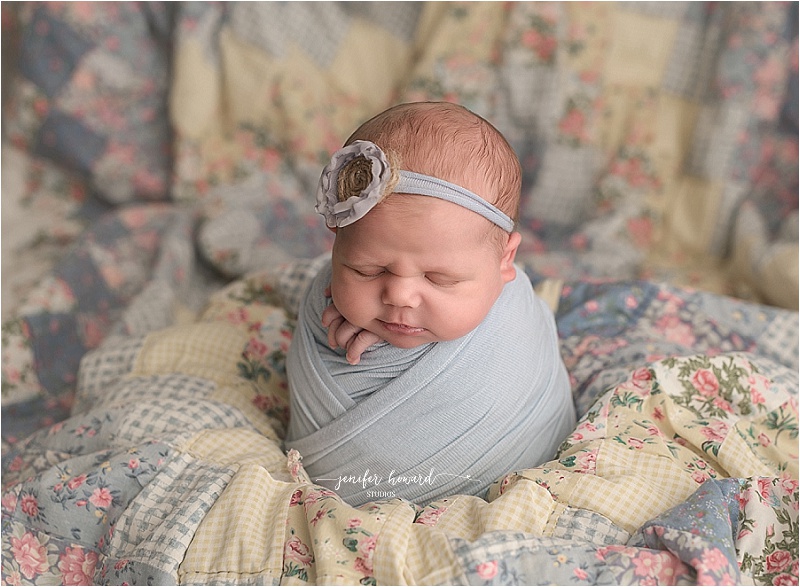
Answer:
(322, 287, 383, 365)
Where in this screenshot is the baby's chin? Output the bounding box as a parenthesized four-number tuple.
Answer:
(375, 319, 480, 349)
(386, 336, 434, 349)
(376, 323, 438, 348)
(380, 327, 469, 349)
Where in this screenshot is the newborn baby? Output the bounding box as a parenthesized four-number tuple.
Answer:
(285, 101, 575, 506)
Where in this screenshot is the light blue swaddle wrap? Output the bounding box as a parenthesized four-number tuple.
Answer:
(285, 262, 576, 506)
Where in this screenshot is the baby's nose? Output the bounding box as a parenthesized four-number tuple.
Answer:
(380, 275, 421, 308)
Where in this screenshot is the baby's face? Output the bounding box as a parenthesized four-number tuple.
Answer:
(330, 195, 519, 349)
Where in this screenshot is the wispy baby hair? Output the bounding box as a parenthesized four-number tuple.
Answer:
(345, 102, 522, 224)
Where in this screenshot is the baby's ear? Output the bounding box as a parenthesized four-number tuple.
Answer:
(500, 232, 521, 283)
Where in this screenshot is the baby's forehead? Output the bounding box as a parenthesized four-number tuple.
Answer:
(377, 194, 497, 238)
(382, 191, 475, 213)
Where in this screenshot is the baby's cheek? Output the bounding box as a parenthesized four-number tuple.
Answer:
(330, 280, 372, 328)
(435, 292, 499, 340)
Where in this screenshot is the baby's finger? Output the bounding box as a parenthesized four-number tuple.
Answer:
(326, 315, 346, 348)
(346, 330, 383, 365)
(332, 320, 364, 350)
(321, 302, 343, 328)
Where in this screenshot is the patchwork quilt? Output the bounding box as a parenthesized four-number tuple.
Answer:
(1, 2, 798, 585)
(2, 258, 797, 585)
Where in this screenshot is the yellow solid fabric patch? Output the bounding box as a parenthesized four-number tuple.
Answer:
(603, 11, 678, 88)
(180, 428, 289, 474)
(132, 322, 248, 386)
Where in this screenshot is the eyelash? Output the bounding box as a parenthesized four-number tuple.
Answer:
(427, 276, 459, 288)
(352, 268, 459, 287)
(354, 269, 384, 279)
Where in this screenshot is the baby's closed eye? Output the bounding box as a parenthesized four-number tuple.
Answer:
(425, 274, 460, 287)
(356, 269, 385, 278)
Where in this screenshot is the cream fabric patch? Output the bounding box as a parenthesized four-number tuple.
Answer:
(603, 11, 678, 87)
(132, 322, 248, 385)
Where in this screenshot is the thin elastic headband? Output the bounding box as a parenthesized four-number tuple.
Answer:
(395, 171, 514, 232)
(316, 140, 515, 232)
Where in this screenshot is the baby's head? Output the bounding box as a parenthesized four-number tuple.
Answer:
(344, 101, 521, 235)
(319, 101, 523, 348)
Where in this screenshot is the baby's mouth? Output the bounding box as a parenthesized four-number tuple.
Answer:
(380, 321, 426, 335)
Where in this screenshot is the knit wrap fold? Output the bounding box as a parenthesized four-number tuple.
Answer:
(285, 262, 576, 506)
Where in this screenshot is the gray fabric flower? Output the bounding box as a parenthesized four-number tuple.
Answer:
(316, 140, 393, 228)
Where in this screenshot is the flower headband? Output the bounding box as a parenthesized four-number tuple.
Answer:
(315, 140, 514, 232)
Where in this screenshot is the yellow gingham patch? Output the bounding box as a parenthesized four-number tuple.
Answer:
(572, 441, 697, 533)
(430, 480, 560, 541)
(377, 515, 462, 585)
(179, 464, 295, 582)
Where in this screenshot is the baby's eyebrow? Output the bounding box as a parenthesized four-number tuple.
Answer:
(344, 257, 383, 269)
(339, 250, 381, 264)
